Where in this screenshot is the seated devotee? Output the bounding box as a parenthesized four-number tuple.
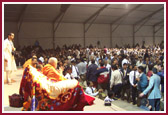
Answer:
(23, 55, 38, 69)
(63, 65, 73, 80)
(139, 98, 152, 111)
(85, 81, 103, 97)
(42, 57, 67, 82)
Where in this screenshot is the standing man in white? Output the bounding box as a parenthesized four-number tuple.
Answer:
(4, 33, 17, 84)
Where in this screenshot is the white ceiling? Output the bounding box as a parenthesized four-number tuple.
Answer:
(4, 4, 164, 26)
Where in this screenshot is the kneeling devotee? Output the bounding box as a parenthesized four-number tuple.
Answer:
(23, 56, 38, 69)
(42, 57, 67, 81)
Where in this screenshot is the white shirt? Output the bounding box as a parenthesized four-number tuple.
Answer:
(129, 70, 140, 86)
(110, 70, 123, 89)
(136, 60, 143, 67)
(64, 73, 72, 80)
(71, 65, 80, 78)
(104, 96, 114, 102)
(105, 64, 111, 71)
(84, 61, 87, 65)
(85, 87, 99, 97)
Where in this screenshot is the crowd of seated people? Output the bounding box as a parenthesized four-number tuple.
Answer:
(16, 42, 164, 111)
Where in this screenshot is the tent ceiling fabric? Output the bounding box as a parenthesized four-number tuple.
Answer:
(4, 4, 164, 26)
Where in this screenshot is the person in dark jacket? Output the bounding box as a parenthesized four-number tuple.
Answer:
(120, 63, 131, 102)
(86, 59, 98, 88)
(95, 62, 109, 90)
(144, 49, 149, 61)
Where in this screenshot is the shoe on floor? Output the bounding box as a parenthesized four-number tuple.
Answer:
(113, 97, 119, 100)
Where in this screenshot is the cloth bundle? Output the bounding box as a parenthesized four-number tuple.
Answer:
(19, 65, 95, 111)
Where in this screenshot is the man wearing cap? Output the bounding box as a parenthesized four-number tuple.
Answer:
(122, 55, 130, 67)
(139, 68, 161, 111)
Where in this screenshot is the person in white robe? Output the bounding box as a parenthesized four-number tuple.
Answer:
(4, 33, 17, 84)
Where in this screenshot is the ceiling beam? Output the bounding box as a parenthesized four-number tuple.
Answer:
(53, 4, 70, 24)
(17, 4, 28, 32)
(154, 25, 164, 33)
(53, 12, 62, 24)
(17, 4, 28, 23)
(84, 12, 99, 33)
(84, 4, 109, 24)
(134, 7, 164, 25)
(110, 4, 143, 25)
(54, 13, 65, 32)
(110, 4, 143, 33)
(153, 20, 164, 27)
(134, 17, 150, 33)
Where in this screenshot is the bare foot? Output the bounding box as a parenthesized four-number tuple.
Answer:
(11, 79, 16, 83)
(4, 81, 8, 84)
(7, 82, 12, 85)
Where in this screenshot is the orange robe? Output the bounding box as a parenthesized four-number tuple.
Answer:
(42, 64, 67, 82)
(23, 59, 32, 69)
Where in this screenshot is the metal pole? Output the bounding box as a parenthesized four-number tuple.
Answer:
(110, 24, 112, 48)
(153, 26, 155, 45)
(17, 31, 19, 48)
(133, 25, 135, 48)
(53, 23, 55, 49)
(54, 13, 65, 32)
(16, 24, 20, 48)
(83, 24, 86, 48)
(154, 26, 164, 34)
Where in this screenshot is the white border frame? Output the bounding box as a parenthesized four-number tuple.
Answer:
(2, 2, 166, 113)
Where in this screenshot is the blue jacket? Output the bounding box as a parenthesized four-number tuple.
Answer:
(95, 67, 108, 77)
(143, 74, 161, 99)
(138, 73, 148, 92)
(86, 64, 98, 82)
(95, 67, 109, 84)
